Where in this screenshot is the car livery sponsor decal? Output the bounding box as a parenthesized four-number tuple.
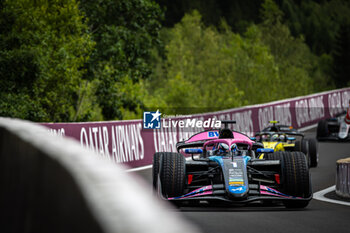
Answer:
(228, 160, 245, 187)
(231, 187, 244, 192)
(208, 131, 219, 138)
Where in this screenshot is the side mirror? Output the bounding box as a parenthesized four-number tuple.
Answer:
(185, 148, 203, 154)
(250, 137, 256, 141)
(256, 148, 274, 153)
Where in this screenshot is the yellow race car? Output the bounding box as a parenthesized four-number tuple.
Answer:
(254, 121, 318, 167)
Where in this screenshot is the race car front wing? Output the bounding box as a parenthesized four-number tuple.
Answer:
(157, 179, 312, 204)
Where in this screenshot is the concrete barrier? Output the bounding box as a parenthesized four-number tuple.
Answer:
(0, 117, 199, 233)
(336, 158, 350, 199)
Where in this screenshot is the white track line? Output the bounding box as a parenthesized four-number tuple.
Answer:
(313, 186, 350, 207)
(299, 123, 350, 207)
(126, 164, 152, 172)
(299, 123, 318, 132)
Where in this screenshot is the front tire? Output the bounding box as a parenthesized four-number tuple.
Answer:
(159, 152, 186, 198)
(280, 152, 311, 208)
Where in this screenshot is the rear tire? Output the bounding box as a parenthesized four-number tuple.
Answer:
(317, 119, 329, 138)
(308, 138, 318, 167)
(280, 152, 311, 208)
(159, 152, 186, 198)
(264, 152, 282, 160)
(295, 140, 310, 167)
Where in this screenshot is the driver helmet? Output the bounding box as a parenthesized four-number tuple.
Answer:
(263, 134, 270, 141)
(272, 134, 279, 141)
(279, 134, 285, 141)
(217, 143, 229, 154)
(230, 143, 238, 153)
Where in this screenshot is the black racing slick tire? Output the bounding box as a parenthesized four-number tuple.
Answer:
(159, 152, 186, 198)
(264, 152, 282, 160)
(308, 138, 319, 167)
(317, 119, 329, 138)
(295, 139, 310, 167)
(280, 152, 311, 208)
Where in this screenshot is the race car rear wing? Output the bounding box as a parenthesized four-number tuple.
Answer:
(255, 131, 305, 138)
(176, 140, 264, 153)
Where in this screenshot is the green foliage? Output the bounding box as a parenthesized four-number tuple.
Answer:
(0, 0, 94, 122)
(332, 19, 350, 87)
(143, 11, 276, 112)
(157, 0, 349, 89)
(0, 0, 163, 121)
(279, 0, 350, 87)
(260, 0, 283, 25)
(144, 8, 333, 113)
(145, 11, 244, 113)
(156, 0, 262, 32)
(80, 0, 163, 120)
(0, 0, 345, 121)
(259, 0, 333, 93)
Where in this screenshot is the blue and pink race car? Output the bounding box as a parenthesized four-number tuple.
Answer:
(152, 121, 312, 208)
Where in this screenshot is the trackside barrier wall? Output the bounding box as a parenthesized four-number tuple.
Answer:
(0, 118, 199, 233)
(336, 158, 350, 198)
(42, 87, 350, 169)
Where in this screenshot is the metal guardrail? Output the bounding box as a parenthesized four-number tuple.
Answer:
(336, 158, 350, 198)
(0, 117, 199, 233)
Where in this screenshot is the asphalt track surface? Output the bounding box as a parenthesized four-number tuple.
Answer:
(133, 128, 350, 233)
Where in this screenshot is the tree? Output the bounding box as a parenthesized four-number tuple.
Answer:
(79, 0, 163, 120)
(145, 11, 245, 113)
(145, 11, 288, 113)
(279, 0, 350, 88)
(146, 7, 332, 113)
(333, 23, 350, 87)
(156, 0, 262, 32)
(0, 0, 94, 122)
(259, 0, 331, 95)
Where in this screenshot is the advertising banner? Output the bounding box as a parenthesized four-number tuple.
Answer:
(42, 88, 350, 169)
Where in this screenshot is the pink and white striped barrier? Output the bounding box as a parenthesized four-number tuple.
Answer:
(42, 88, 350, 169)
